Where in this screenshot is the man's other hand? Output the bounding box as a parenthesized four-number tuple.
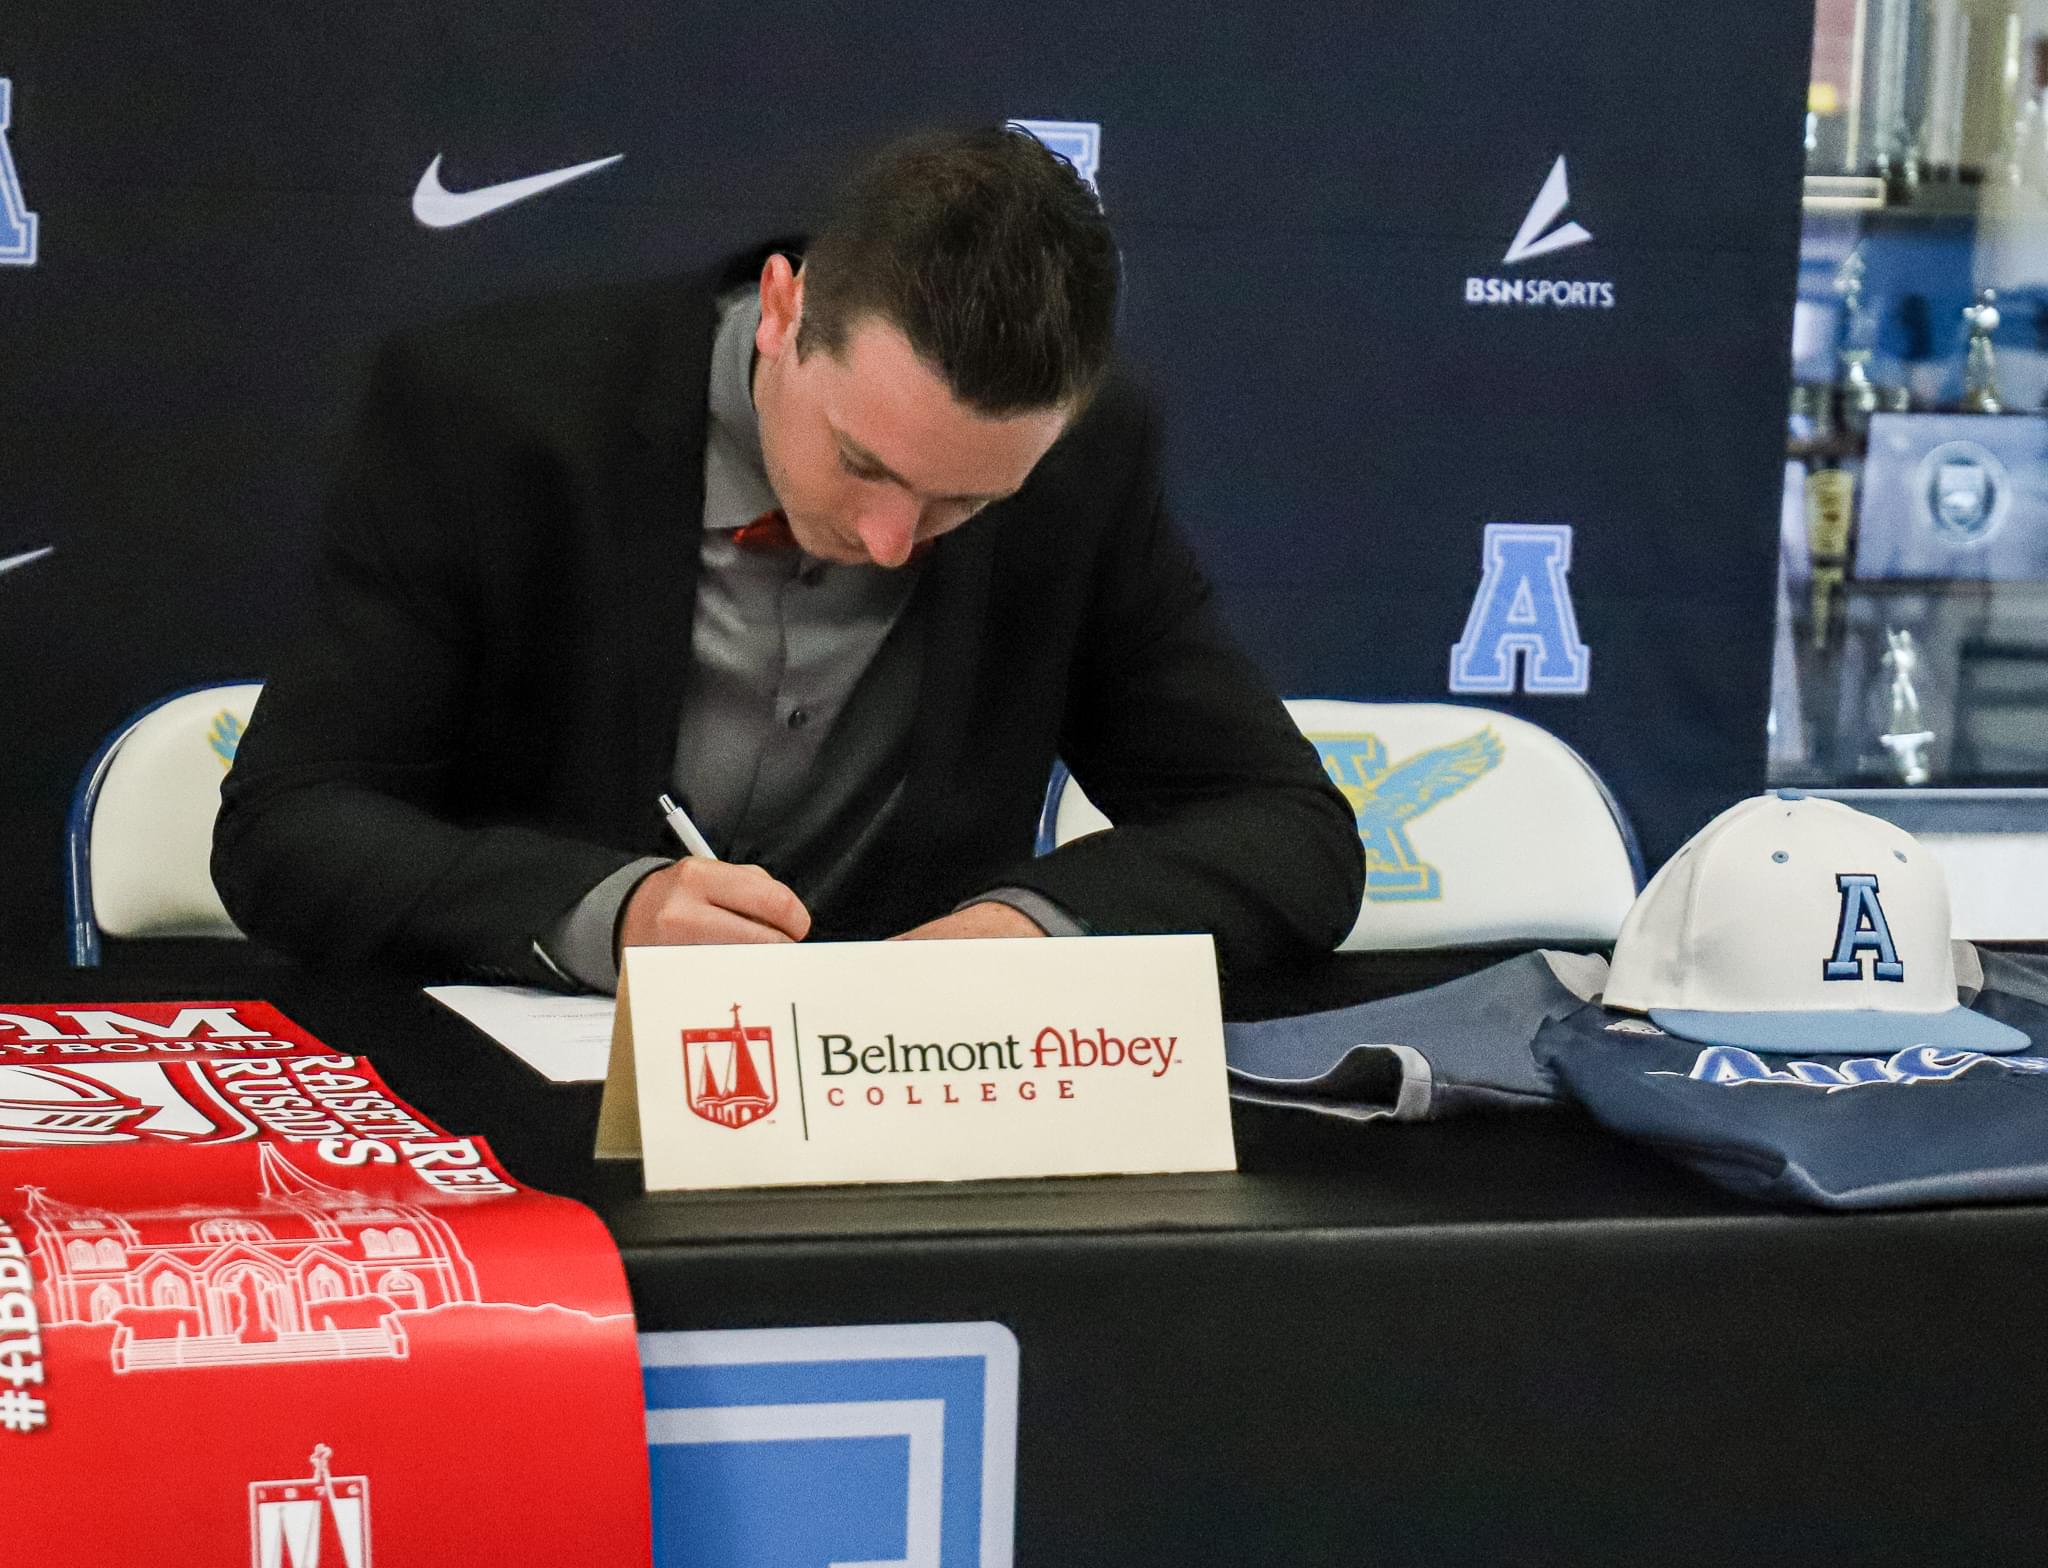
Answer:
(618, 860, 812, 949)
(893, 902, 1047, 940)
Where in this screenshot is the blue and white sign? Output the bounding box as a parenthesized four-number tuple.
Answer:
(1008, 119, 1100, 193)
(641, 1321, 1019, 1568)
(0, 79, 38, 267)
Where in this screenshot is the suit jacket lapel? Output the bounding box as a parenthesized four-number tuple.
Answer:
(612, 275, 718, 847)
(887, 511, 999, 880)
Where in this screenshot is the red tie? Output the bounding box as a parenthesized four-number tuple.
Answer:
(731, 508, 937, 564)
(731, 509, 798, 554)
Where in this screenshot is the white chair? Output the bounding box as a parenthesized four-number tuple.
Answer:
(66, 681, 263, 964)
(1041, 699, 1642, 951)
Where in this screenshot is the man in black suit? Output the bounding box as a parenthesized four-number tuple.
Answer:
(213, 126, 1362, 990)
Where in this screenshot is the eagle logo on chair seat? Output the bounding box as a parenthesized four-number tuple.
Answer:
(1312, 728, 1505, 902)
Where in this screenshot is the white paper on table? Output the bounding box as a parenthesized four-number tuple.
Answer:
(424, 984, 616, 1083)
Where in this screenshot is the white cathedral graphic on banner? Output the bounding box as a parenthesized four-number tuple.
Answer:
(21, 1144, 479, 1372)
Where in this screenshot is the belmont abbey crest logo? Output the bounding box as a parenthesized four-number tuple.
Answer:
(249, 1444, 372, 1568)
(682, 1004, 778, 1130)
(1314, 727, 1505, 901)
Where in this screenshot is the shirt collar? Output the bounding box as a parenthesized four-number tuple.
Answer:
(707, 285, 768, 488)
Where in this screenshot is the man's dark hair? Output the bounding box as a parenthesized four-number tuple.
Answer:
(797, 125, 1119, 416)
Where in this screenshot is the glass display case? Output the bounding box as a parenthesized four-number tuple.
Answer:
(1775, 0, 2048, 782)
(1771, 0, 2048, 930)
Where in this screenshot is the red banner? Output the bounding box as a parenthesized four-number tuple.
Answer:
(0, 1001, 651, 1567)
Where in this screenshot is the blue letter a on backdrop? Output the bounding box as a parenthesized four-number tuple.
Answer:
(1449, 523, 1590, 695)
(0, 79, 38, 267)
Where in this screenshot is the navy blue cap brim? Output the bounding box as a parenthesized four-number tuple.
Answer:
(1645, 1003, 2032, 1057)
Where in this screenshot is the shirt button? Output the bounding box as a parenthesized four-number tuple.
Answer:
(786, 707, 810, 730)
(799, 563, 826, 588)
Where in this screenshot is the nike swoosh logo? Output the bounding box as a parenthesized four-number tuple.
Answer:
(411, 152, 623, 229)
(0, 545, 53, 578)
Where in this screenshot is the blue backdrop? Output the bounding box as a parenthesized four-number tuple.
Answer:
(0, 1, 1813, 956)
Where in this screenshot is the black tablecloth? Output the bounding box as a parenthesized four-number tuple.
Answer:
(9, 951, 2045, 1565)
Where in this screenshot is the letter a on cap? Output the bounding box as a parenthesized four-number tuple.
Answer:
(1823, 873, 1905, 982)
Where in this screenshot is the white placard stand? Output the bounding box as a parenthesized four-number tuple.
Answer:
(597, 935, 1236, 1192)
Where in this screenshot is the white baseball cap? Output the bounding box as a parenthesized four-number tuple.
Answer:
(1603, 791, 2028, 1055)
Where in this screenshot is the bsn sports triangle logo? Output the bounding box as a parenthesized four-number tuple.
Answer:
(1464, 152, 1613, 310)
(1503, 155, 1591, 265)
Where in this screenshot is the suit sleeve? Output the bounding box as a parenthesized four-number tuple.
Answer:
(985, 398, 1366, 973)
(211, 335, 640, 986)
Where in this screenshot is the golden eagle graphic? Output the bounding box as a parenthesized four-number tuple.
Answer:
(1313, 727, 1506, 901)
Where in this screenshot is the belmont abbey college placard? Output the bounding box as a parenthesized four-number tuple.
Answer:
(597, 936, 1236, 1191)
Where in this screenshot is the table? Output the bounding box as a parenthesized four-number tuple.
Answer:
(9, 953, 2045, 1565)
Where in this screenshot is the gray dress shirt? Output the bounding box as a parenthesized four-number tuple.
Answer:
(542, 289, 1075, 990)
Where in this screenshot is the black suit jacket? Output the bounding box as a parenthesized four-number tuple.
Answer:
(213, 256, 1364, 985)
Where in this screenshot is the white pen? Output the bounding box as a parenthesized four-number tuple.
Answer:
(657, 793, 721, 861)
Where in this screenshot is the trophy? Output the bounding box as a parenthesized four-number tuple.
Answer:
(1834, 248, 1884, 431)
(1805, 467, 1856, 650)
(2012, 88, 2045, 190)
(2000, 33, 2048, 191)
(1961, 288, 2004, 413)
(1877, 627, 1935, 785)
(1875, 0, 1923, 192)
(1920, 0, 1970, 179)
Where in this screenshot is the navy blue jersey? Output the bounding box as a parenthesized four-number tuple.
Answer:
(1534, 991, 2048, 1209)
(1224, 950, 1604, 1121)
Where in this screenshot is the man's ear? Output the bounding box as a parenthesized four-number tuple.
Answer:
(756, 255, 803, 360)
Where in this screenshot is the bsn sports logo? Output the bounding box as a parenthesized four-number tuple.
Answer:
(1464, 155, 1611, 310)
(1823, 873, 1905, 982)
(682, 1004, 778, 1129)
(1316, 728, 1504, 900)
(1450, 523, 1590, 695)
(0, 78, 35, 267)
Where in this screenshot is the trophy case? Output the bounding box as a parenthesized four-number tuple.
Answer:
(1773, 0, 2048, 911)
